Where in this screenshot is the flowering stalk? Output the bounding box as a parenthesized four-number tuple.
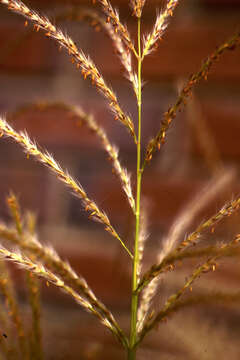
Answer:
(128, 16, 143, 360)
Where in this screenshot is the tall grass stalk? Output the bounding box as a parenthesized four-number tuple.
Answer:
(128, 17, 142, 360)
(0, 0, 240, 359)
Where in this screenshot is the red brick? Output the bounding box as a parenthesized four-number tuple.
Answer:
(190, 99, 240, 158)
(0, 24, 57, 73)
(0, 9, 239, 81)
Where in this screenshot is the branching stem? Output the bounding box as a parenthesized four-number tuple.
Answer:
(128, 17, 142, 360)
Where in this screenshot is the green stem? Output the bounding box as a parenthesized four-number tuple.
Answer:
(128, 17, 142, 360)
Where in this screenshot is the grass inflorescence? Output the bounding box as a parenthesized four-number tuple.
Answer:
(0, 0, 239, 359)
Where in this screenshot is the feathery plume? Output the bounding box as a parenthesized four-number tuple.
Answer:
(0, 223, 127, 348)
(0, 245, 128, 347)
(130, 0, 146, 18)
(8, 102, 135, 212)
(137, 169, 234, 329)
(139, 235, 240, 343)
(7, 192, 23, 235)
(142, 0, 179, 58)
(97, 0, 136, 55)
(0, 0, 135, 139)
(138, 233, 240, 294)
(0, 117, 132, 258)
(60, 8, 138, 96)
(0, 261, 28, 359)
(26, 273, 43, 360)
(138, 258, 217, 343)
(144, 31, 240, 165)
(6, 193, 43, 359)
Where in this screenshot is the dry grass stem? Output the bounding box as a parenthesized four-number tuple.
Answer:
(136, 169, 234, 329)
(171, 290, 240, 313)
(0, 245, 128, 347)
(6, 193, 42, 359)
(0, 116, 132, 258)
(138, 234, 240, 294)
(177, 196, 240, 252)
(6, 192, 23, 235)
(159, 169, 234, 264)
(130, 0, 146, 18)
(9, 102, 136, 212)
(56, 8, 138, 96)
(97, 0, 137, 56)
(25, 273, 42, 360)
(72, 106, 136, 212)
(142, 0, 179, 58)
(144, 31, 240, 164)
(24, 215, 42, 360)
(0, 261, 28, 359)
(0, 0, 135, 139)
(0, 223, 127, 347)
(0, 0, 240, 358)
(136, 206, 149, 281)
(138, 258, 217, 344)
(137, 194, 240, 292)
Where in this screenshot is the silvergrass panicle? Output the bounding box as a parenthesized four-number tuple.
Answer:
(140, 237, 240, 340)
(177, 196, 240, 252)
(138, 234, 240, 295)
(9, 102, 136, 213)
(7, 192, 23, 235)
(130, 0, 146, 18)
(0, 261, 28, 359)
(170, 290, 240, 314)
(25, 273, 42, 360)
(0, 0, 240, 359)
(6, 192, 43, 360)
(0, 245, 128, 348)
(136, 169, 234, 329)
(137, 194, 240, 293)
(0, 116, 132, 258)
(137, 258, 217, 345)
(142, 0, 179, 59)
(144, 31, 240, 165)
(0, 223, 127, 348)
(0, 0, 135, 140)
(136, 206, 148, 282)
(56, 7, 138, 96)
(97, 0, 137, 57)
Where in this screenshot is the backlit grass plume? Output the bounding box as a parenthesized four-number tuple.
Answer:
(0, 0, 240, 359)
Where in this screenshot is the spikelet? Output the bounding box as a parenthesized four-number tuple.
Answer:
(137, 173, 240, 294)
(8, 101, 136, 213)
(0, 117, 132, 258)
(136, 170, 234, 330)
(0, 245, 128, 347)
(6, 192, 43, 359)
(0, 223, 128, 348)
(73, 106, 136, 212)
(0, 260, 28, 358)
(63, 8, 138, 96)
(25, 272, 42, 360)
(144, 31, 240, 164)
(142, 0, 179, 58)
(138, 258, 217, 343)
(97, 0, 136, 54)
(139, 237, 240, 343)
(0, 0, 135, 139)
(130, 0, 146, 18)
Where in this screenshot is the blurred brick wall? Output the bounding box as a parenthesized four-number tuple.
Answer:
(0, 0, 240, 359)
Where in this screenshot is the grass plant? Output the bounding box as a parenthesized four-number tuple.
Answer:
(0, 0, 239, 359)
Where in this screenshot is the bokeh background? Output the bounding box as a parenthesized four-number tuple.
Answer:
(0, 0, 240, 359)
